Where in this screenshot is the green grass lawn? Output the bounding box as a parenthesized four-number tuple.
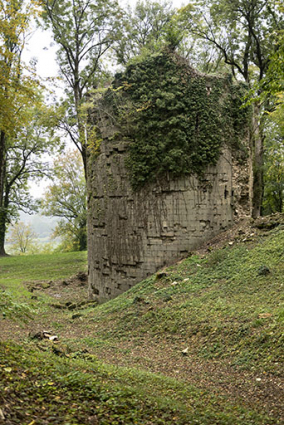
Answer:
(0, 251, 87, 297)
(0, 224, 283, 424)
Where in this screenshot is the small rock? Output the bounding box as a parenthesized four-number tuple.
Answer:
(156, 271, 168, 279)
(163, 295, 172, 302)
(257, 265, 270, 276)
(76, 271, 87, 282)
(171, 281, 178, 285)
(29, 331, 44, 340)
(43, 331, 59, 341)
(52, 346, 65, 356)
(133, 296, 144, 304)
(30, 330, 59, 341)
(228, 241, 234, 246)
(51, 303, 65, 309)
(255, 220, 279, 230)
(49, 335, 59, 341)
(72, 313, 83, 320)
(183, 278, 189, 282)
(41, 282, 51, 289)
(88, 415, 99, 425)
(258, 313, 272, 319)
(181, 347, 189, 356)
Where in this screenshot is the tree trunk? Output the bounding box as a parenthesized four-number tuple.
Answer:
(0, 211, 7, 256)
(0, 131, 6, 207)
(0, 131, 7, 256)
(251, 102, 264, 219)
(74, 75, 88, 181)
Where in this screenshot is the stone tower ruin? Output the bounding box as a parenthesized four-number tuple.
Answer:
(87, 52, 250, 301)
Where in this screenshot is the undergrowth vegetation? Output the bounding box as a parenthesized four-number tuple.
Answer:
(0, 341, 272, 425)
(0, 223, 283, 423)
(90, 226, 284, 374)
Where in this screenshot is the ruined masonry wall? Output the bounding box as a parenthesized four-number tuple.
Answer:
(88, 138, 236, 300)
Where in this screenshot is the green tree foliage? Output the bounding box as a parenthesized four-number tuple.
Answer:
(263, 1, 284, 91)
(40, 0, 123, 178)
(115, 0, 181, 65)
(262, 117, 284, 214)
(254, 2, 284, 214)
(0, 0, 41, 134)
(262, 1, 284, 124)
(5, 103, 59, 206)
(0, 0, 52, 255)
(104, 51, 249, 189)
(41, 150, 87, 252)
(178, 0, 283, 218)
(0, 101, 60, 256)
(7, 221, 38, 254)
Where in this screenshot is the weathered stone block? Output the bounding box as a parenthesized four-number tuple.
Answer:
(87, 56, 250, 300)
(87, 141, 249, 300)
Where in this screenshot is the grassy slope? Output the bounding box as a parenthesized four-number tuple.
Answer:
(88, 227, 284, 373)
(0, 224, 283, 424)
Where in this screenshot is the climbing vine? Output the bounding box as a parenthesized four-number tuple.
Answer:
(102, 51, 250, 189)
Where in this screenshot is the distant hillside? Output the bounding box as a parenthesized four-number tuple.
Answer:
(5, 213, 60, 251)
(18, 212, 59, 239)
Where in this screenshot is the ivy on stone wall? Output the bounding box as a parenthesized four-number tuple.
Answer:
(104, 51, 250, 189)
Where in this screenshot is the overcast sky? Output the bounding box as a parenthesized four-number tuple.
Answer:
(26, 0, 186, 198)
(25, 0, 186, 79)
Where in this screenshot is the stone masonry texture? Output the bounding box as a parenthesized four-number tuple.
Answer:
(87, 134, 248, 300)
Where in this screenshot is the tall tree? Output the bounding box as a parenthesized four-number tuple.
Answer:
(0, 0, 43, 255)
(41, 150, 87, 251)
(115, 0, 178, 65)
(179, 0, 283, 218)
(261, 1, 284, 214)
(262, 116, 284, 214)
(262, 1, 284, 122)
(41, 0, 122, 178)
(0, 103, 60, 255)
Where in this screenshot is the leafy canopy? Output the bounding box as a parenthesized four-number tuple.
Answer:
(0, 0, 42, 138)
(40, 0, 123, 176)
(178, 0, 281, 85)
(115, 0, 180, 65)
(5, 102, 61, 219)
(41, 150, 87, 252)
